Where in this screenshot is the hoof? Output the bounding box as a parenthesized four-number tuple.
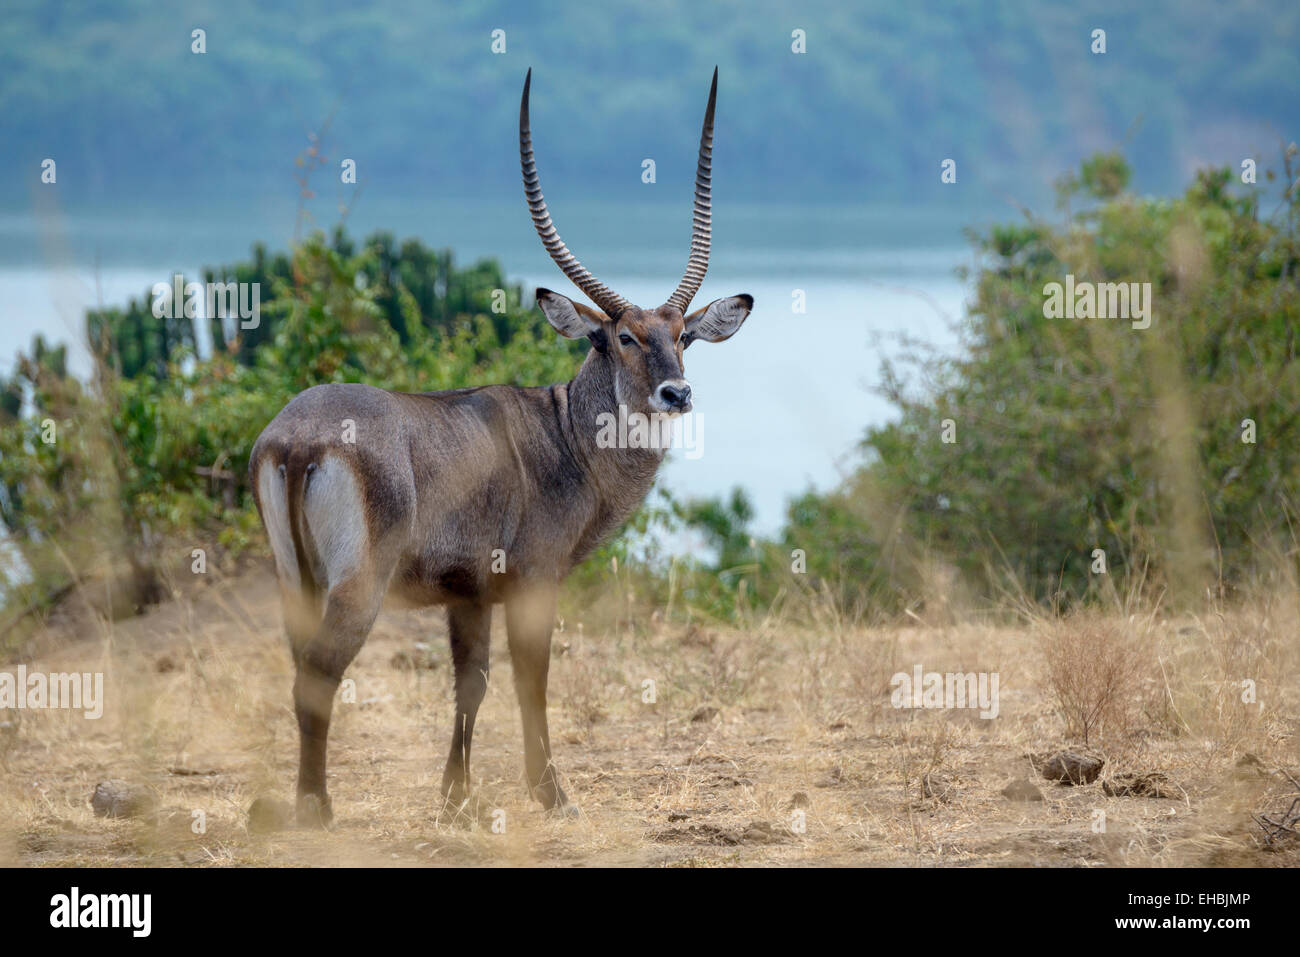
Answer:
(436, 782, 481, 827)
(296, 793, 334, 828)
(549, 802, 581, 820)
(440, 782, 469, 810)
(435, 800, 471, 827)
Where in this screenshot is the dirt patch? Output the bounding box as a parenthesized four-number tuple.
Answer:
(1, 563, 1297, 867)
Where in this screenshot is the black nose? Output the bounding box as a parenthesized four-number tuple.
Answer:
(659, 382, 692, 409)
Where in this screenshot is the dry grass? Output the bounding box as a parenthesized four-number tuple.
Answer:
(0, 560, 1297, 867)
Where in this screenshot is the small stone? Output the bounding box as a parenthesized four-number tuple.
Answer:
(247, 796, 295, 833)
(815, 765, 845, 788)
(1102, 772, 1176, 799)
(90, 780, 157, 819)
(690, 706, 719, 723)
(1233, 753, 1267, 778)
(740, 821, 783, 844)
(1030, 750, 1104, 785)
(1002, 778, 1044, 802)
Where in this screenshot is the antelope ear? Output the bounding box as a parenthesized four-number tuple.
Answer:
(536, 288, 606, 340)
(683, 294, 753, 346)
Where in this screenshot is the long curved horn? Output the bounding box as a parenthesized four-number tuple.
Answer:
(665, 67, 717, 314)
(520, 69, 630, 319)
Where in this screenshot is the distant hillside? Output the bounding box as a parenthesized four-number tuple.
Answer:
(2, 0, 1298, 209)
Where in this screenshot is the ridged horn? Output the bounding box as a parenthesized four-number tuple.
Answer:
(665, 67, 717, 314)
(520, 68, 630, 319)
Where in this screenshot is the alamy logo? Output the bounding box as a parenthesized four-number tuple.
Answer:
(0, 666, 104, 719)
(152, 273, 260, 329)
(1042, 274, 1152, 329)
(595, 405, 703, 459)
(890, 665, 1000, 719)
(49, 887, 151, 937)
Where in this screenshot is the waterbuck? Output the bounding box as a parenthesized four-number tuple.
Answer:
(250, 68, 752, 824)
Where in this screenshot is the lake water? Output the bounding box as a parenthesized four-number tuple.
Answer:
(0, 199, 975, 535)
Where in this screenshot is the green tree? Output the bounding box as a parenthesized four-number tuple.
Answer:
(788, 151, 1300, 610)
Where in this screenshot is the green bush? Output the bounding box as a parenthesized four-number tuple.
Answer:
(787, 151, 1300, 610)
(0, 230, 583, 625)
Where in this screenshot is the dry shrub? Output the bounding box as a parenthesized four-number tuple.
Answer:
(781, 581, 897, 717)
(1040, 617, 1149, 745)
(893, 721, 955, 791)
(701, 632, 766, 703)
(553, 638, 608, 735)
(1159, 606, 1294, 755)
(840, 628, 899, 703)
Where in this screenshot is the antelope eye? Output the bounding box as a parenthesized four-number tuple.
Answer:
(618, 333, 636, 346)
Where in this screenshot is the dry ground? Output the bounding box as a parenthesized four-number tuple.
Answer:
(1, 562, 1297, 867)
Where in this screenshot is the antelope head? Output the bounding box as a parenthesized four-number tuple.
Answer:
(521, 67, 753, 416)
